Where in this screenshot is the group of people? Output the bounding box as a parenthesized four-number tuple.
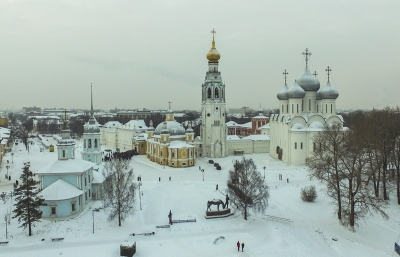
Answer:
(236, 241, 245, 252)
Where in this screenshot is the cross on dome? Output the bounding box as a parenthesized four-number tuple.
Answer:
(211, 28, 216, 40)
(282, 69, 289, 85)
(302, 48, 312, 68)
(313, 71, 318, 77)
(326, 66, 332, 81)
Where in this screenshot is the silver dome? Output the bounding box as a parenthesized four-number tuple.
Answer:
(297, 68, 320, 91)
(277, 84, 289, 100)
(316, 90, 321, 100)
(155, 121, 185, 135)
(286, 80, 306, 99)
(319, 81, 339, 99)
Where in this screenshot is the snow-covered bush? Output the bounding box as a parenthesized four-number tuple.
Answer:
(300, 185, 317, 202)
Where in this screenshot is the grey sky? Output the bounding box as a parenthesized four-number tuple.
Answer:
(1, 0, 399, 112)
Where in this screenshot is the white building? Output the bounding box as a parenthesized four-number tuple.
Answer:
(199, 30, 228, 158)
(269, 49, 343, 165)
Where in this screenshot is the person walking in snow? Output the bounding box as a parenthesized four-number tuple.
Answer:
(241, 242, 245, 252)
(225, 194, 229, 209)
(237, 241, 240, 251)
(168, 210, 173, 225)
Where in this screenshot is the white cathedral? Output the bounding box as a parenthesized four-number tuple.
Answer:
(269, 49, 344, 165)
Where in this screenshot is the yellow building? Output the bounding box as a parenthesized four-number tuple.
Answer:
(144, 113, 195, 168)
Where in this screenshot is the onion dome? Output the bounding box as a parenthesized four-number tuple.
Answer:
(84, 116, 100, 133)
(319, 81, 339, 99)
(286, 80, 306, 99)
(186, 122, 194, 133)
(206, 38, 221, 62)
(277, 84, 289, 100)
(148, 120, 155, 131)
(316, 89, 321, 100)
(155, 121, 185, 136)
(297, 67, 320, 91)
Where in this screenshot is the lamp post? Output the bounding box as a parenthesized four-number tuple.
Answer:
(201, 169, 204, 181)
(92, 207, 102, 234)
(11, 153, 14, 163)
(4, 214, 7, 239)
(6, 165, 10, 180)
(263, 166, 266, 179)
(138, 182, 142, 210)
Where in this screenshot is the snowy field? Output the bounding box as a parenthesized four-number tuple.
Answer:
(0, 137, 399, 257)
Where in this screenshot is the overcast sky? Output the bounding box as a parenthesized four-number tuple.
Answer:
(1, 0, 399, 112)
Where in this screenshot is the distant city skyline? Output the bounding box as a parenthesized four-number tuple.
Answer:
(1, 1, 399, 112)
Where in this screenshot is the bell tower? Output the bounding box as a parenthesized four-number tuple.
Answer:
(200, 29, 227, 158)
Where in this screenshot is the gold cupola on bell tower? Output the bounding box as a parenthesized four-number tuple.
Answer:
(206, 28, 221, 63)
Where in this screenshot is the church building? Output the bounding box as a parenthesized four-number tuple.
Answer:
(199, 29, 228, 158)
(269, 49, 343, 165)
(81, 85, 102, 164)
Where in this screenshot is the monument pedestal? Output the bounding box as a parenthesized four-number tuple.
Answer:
(205, 208, 233, 219)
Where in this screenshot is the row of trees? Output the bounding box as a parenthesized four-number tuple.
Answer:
(307, 107, 400, 230)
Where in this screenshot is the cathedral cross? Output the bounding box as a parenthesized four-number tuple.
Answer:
(282, 69, 289, 85)
(168, 101, 172, 111)
(313, 71, 318, 77)
(325, 66, 332, 82)
(211, 28, 216, 40)
(302, 48, 312, 67)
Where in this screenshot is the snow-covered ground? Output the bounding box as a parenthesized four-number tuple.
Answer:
(0, 137, 399, 256)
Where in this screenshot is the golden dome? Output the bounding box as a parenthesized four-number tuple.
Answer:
(206, 35, 220, 62)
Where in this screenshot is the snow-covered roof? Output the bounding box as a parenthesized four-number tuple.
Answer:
(92, 170, 105, 184)
(242, 135, 270, 141)
(259, 123, 270, 129)
(102, 121, 122, 128)
(36, 159, 95, 175)
(168, 141, 195, 149)
(242, 122, 252, 128)
(226, 121, 240, 127)
(122, 120, 148, 130)
(252, 115, 268, 119)
(227, 135, 241, 140)
(40, 179, 83, 200)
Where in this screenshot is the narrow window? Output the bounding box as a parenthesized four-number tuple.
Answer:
(62, 150, 65, 157)
(51, 207, 56, 215)
(297, 104, 299, 113)
(309, 99, 311, 111)
(88, 139, 92, 148)
(208, 88, 212, 98)
(331, 104, 333, 113)
(295, 142, 297, 149)
(301, 142, 303, 149)
(292, 104, 294, 113)
(72, 203, 76, 212)
(85, 177, 87, 186)
(215, 88, 219, 98)
(326, 104, 327, 113)
(94, 139, 98, 148)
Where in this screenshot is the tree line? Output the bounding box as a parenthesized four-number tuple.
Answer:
(307, 107, 400, 231)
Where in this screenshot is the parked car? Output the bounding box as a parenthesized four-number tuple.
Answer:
(208, 160, 214, 164)
(213, 163, 219, 167)
(216, 166, 221, 170)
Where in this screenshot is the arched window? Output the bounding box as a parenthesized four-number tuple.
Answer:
(94, 139, 98, 148)
(215, 88, 219, 98)
(88, 139, 92, 148)
(84, 140, 86, 148)
(208, 88, 212, 98)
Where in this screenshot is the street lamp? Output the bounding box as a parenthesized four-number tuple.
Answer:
(92, 207, 102, 234)
(4, 214, 7, 239)
(263, 166, 266, 179)
(11, 153, 14, 163)
(6, 165, 10, 180)
(201, 169, 204, 181)
(138, 182, 142, 210)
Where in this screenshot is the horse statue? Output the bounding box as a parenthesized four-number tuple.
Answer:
(207, 199, 225, 211)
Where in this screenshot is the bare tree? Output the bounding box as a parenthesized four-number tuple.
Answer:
(338, 129, 388, 231)
(227, 157, 269, 220)
(102, 158, 137, 226)
(307, 122, 345, 223)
